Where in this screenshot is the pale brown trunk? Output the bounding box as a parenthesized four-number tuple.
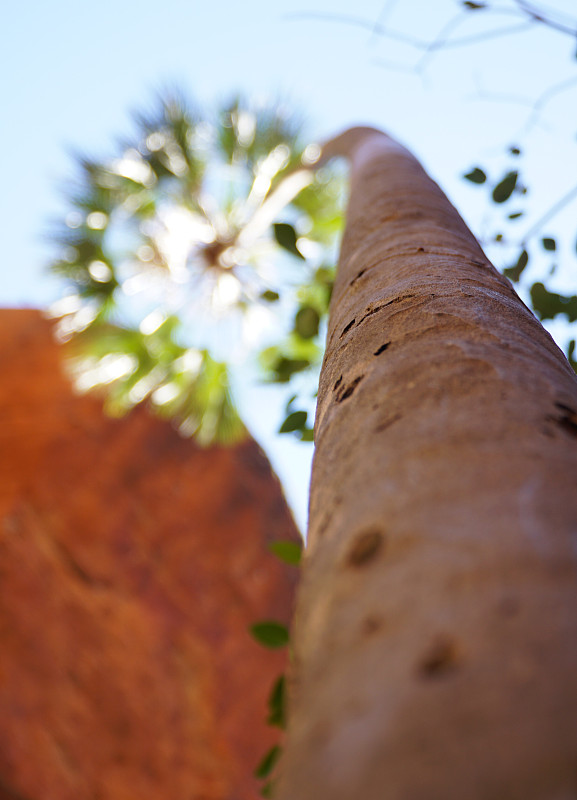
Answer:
(278, 131, 577, 800)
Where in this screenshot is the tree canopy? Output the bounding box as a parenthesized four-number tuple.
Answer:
(49, 93, 343, 444)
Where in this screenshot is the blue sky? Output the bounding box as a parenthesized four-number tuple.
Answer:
(3, 0, 576, 529)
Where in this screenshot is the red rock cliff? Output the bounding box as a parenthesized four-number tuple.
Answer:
(0, 309, 300, 800)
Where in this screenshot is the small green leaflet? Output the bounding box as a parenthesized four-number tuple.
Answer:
(279, 410, 308, 434)
(503, 249, 529, 283)
(299, 427, 314, 442)
(268, 540, 302, 566)
(267, 674, 287, 728)
(542, 237, 556, 251)
(530, 283, 577, 323)
(254, 745, 282, 779)
(568, 340, 576, 372)
(492, 171, 518, 203)
(261, 290, 280, 302)
(284, 393, 298, 413)
(463, 167, 486, 184)
(250, 621, 290, 649)
(294, 306, 320, 339)
(271, 357, 310, 383)
(463, 1, 486, 8)
(260, 780, 276, 799)
(274, 222, 305, 260)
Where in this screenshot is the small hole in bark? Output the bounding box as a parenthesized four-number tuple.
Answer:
(317, 512, 333, 539)
(346, 529, 384, 567)
(373, 342, 390, 356)
(375, 413, 402, 433)
(340, 319, 356, 338)
(333, 375, 343, 391)
(361, 615, 384, 637)
(417, 247, 425, 252)
(350, 269, 366, 286)
(557, 417, 577, 437)
(336, 375, 364, 402)
(555, 402, 576, 414)
(547, 402, 577, 438)
(418, 635, 460, 678)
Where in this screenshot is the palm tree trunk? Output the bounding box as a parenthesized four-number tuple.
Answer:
(278, 129, 577, 800)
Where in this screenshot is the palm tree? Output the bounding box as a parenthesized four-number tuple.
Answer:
(50, 92, 343, 444)
(278, 128, 577, 799)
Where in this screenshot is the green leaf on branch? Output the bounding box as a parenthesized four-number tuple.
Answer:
(568, 340, 577, 372)
(463, 167, 486, 184)
(255, 745, 282, 779)
(314, 265, 334, 307)
(509, 146, 521, 156)
(542, 237, 556, 251)
(279, 410, 308, 434)
(508, 212, 523, 220)
(260, 780, 276, 798)
(250, 621, 290, 649)
(299, 426, 314, 442)
(530, 283, 577, 322)
(463, 1, 486, 8)
(267, 674, 287, 728)
(265, 355, 311, 383)
(503, 249, 529, 282)
(268, 541, 302, 566)
(260, 335, 321, 383)
(273, 222, 305, 259)
(294, 306, 320, 339)
(261, 290, 280, 302)
(492, 171, 518, 203)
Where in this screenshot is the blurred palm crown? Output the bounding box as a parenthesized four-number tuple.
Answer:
(49, 93, 344, 444)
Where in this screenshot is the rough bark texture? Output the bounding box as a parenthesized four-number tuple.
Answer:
(0, 309, 300, 800)
(279, 131, 577, 800)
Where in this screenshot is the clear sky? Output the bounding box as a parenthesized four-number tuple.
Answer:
(3, 0, 576, 530)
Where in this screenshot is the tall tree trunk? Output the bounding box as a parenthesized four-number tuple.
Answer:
(278, 129, 577, 800)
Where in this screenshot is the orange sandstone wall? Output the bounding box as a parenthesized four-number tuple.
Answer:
(0, 309, 300, 800)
